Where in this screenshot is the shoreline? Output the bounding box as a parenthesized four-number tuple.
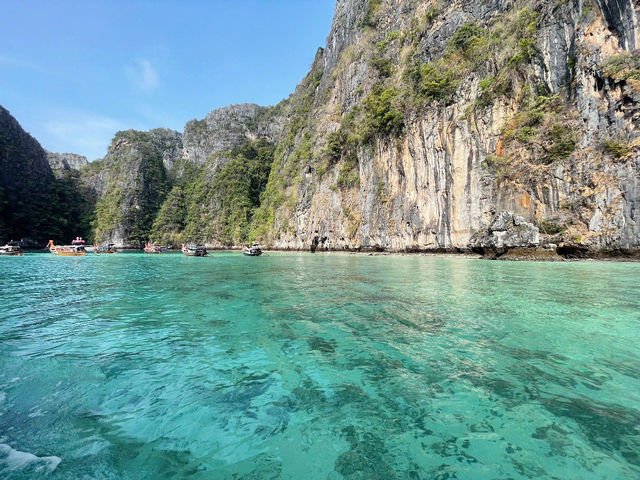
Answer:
(114, 246, 640, 262)
(15, 246, 640, 262)
(262, 247, 640, 262)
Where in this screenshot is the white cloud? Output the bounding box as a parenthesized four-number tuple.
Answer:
(126, 58, 159, 93)
(42, 111, 130, 160)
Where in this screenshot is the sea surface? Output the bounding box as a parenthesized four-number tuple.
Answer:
(0, 252, 639, 479)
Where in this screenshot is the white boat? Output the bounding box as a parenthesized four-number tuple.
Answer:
(242, 244, 263, 256)
(0, 242, 22, 256)
(94, 243, 117, 254)
(182, 244, 207, 257)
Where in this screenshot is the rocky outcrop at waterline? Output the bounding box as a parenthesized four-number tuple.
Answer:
(2, 0, 640, 258)
(470, 211, 540, 251)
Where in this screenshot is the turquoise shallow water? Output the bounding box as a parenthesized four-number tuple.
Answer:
(0, 252, 639, 479)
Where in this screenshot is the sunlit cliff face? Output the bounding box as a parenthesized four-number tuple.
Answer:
(257, 0, 640, 254)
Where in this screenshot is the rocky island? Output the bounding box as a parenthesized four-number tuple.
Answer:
(1, 0, 639, 259)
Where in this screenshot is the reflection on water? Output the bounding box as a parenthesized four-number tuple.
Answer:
(0, 252, 639, 479)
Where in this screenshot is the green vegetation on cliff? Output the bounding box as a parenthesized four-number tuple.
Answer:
(601, 137, 632, 159)
(92, 130, 171, 246)
(185, 140, 275, 245)
(483, 91, 579, 185)
(250, 50, 325, 240)
(362, 0, 382, 28)
(150, 187, 187, 245)
(403, 8, 538, 110)
(0, 106, 94, 244)
(601, 51, 640, 84)
(150, 139, 275, 246)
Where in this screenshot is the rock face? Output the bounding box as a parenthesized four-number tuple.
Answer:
(86, 105, 281, 247)
(470, 211, 540, 250)
(87, 129, 181, 246)
(182, 103, 281, 166)
(46, 151, 88, 177)
(0, 106, 92, 244)
(251, 0, 640, 255)
(0, 106, 56, 242)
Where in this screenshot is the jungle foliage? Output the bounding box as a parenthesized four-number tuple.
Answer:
(150, 139, 276, 246)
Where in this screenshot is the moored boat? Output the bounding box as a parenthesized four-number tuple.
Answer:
(242, 243, 263, 256)
(144, 242, 167, 254)
(0, 241, 22, 256)
(94, 243, 117, 254)
(46, 237, 86, 256)
(182, 244, 207, 257)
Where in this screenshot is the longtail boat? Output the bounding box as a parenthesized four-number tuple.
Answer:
(143, 242, 167, 254)
(94, 243, 117, 254)
(182, 244, 207, 257)
(46, 237, 86, 256)
(0, 241, 22, 256)
(242, 243, 263, 256)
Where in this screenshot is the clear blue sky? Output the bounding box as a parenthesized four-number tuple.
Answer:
(0, 1, 335, 160)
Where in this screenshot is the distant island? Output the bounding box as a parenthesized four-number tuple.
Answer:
(1, 0, 639, 260)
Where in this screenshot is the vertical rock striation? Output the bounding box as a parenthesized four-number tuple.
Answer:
(252, 0, 640, 255)
(182, 103, 281, 166)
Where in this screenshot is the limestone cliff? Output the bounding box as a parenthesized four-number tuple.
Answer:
(0, 107, 93, 244)
(86, 128, 182, 246)
(86, 105, 279, 247)
(46, 151, 88, 178)
(4, 0, 640, 256)
(182, 103, 281, 166)
(253, 0, 640, 256)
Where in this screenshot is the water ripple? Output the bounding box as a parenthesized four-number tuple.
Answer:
(0, 253, 639, 479)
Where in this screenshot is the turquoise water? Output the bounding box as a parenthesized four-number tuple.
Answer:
(0, 252, 639, 479)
